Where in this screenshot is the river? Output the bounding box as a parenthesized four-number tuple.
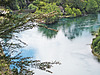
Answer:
(18, 14, 100, 75)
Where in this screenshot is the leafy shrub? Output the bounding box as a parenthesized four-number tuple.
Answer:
(28, 4, 38, 10)
(92, 36, 100, 48)
(98, 29, 100, 35)
(76, 9, 82, 16)
(45, 15, 58, 24)
(33, 0, 46, 9)
(39, 1, 46, 6)
(97, 41, 100, 49)
(86, 0, 98, 13)
(40, 3, 61, 13)
(65, 5, 72, 15)
(72, 8, 82, 16)
(92, 35, 100, 55)
(33, 0, 40, 5)
(35, 3, 61, 24)
(65, 5, 82, 17)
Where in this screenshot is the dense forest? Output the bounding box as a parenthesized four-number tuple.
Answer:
(1, 0, 100, 13)
(1, 0, 100, 75)
(0, 0, 100, 22)
(1, 0, 100, 24)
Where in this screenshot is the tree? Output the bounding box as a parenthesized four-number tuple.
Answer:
(95, 0, 100, 12)
(17, 0, 27, 9)
(65, 5, 82, 17)
(86, 0, 98, 13)
(65, 5, 72, 15)
(28, 4, 38, 10)
(35, 3, 61, 24)
(0, 9, 59, 74)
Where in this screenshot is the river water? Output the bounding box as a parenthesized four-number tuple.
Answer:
(19, 14, 100, 75)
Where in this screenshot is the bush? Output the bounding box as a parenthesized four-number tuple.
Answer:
(65, 5, 72, 15)
(39, 1, 46, 6)
(33, 0, 40, 5)
(97, 41, 100, 49)
(33, 0, 47, 9)
(92, 36, 100, 48)
(45, 15, 58, 24)
(38, 1, 46, 9)
(28, 4, 38, 10)
(35, 3, 61, 24)
(86, 0, 98, 13)
(42, 3, 61, 13)
(65, 5, 82, 17)
(72, 8, 82, 16)
(8, 1, 20, 10)
(91, 28, 100, 55)
(76, 9, 82, 16)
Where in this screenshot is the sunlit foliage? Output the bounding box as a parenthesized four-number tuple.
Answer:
(92, 29, 100, 55)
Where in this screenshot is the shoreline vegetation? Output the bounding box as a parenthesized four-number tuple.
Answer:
(91, 29, 100, 58)
(0, 0, 94, 25)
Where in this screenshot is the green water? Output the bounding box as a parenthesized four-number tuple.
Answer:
(19, 14, 100, 75)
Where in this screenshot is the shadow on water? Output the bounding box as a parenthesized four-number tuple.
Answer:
(38, 14, 100, 40)
(38, 26, 58, 39)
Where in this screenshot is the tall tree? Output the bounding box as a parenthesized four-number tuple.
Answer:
(86, 0, 98, 13)
(0, 10, 59, 74)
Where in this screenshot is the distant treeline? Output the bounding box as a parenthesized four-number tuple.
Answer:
(0, 0, 100, 14)
(1, 0, 100, 24)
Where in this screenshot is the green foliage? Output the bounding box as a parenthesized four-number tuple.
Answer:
(94, 41, 100, 54)
(35, 3, 61, 24)
(65, 5, 72, 15)
(92, 28, 100, 55)
(41, 3, 61, 13)
(1, 0, 100, 14)
(92, 36, 100, 47)
(33, 0, 47, 9)
(95, 0, 100, 12)
(40, 0, 49, 3)
(39, 1, 46, 8)
(45, 15, 58, 24)
(65, 5, 82, 17)
(8, 0, 19, 10)
(28, 4, 38, 10)
(0, 13, 60, 74)
(86, 0, 98, 13)
(17, 0, 27, 9)
(76, 0, 87, 11)
(76, 9, 82, 16)
(72, 8, 82, 16)
(33, 0, 40, 5)
(0, 0, 28, 10)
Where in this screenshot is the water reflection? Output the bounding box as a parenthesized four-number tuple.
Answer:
(38, 27, 57, 39)
(19, 14, 100, 75)
(20, 28, 100, 75)
(38, 14, 100, 40)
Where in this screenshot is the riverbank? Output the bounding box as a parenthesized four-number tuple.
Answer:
(91, 29, 100, 58)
